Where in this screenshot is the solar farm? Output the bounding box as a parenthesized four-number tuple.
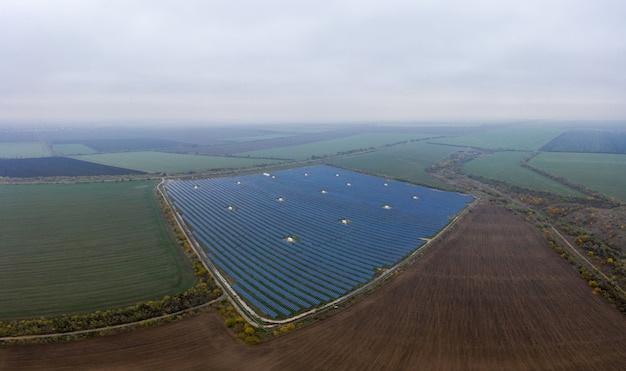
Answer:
(164, 165, 473, 319)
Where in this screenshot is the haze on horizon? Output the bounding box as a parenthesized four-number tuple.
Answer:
(1, 0, 625, 126)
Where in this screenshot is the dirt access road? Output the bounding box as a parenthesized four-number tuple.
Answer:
(2, 205, 626, 370)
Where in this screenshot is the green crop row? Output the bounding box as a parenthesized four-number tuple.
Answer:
(463, 151, 584, 197)
(71, 151, 283, 174)
(237, 133, 429, 160)
(529, 152, 626, 202)
(430, 125, 564, 151)
(541, 130, 626, 153)
(0, 181, 195, 320)
(223, 134, 296, 142)
(331, 141, 459, 188)
(52, 143, 98, 156)
(0, 142, 50, 158)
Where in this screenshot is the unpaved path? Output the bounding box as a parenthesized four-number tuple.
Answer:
(0, 297, 223, 343)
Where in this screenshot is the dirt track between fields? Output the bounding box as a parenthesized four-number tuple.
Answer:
(2, 205, 626, 370)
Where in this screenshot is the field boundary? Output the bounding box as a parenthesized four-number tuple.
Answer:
(0, 295, 224, 343)
(518, 152, 617, 201)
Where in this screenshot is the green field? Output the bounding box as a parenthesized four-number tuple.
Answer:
(541, 129, 626, 153)
(431, 125, 563, 151)
(52, 143, 98, 155)
(237, 133, 429, 160)
(72, 151, 283, 174)
(0, 142, 49, 158)
(0, 181, 195, 320)
(529, 152, 626, 202)
(463, 151, 584, 196)
(223, 134, 296, 142)
(331, 141, 459, 188)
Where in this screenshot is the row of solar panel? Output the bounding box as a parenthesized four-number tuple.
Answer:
(165, 166, 472, 317)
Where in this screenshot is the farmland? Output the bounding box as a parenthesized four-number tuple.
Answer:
(165, 165, 473, 319)
(0, 181, 195, 320)
(61, 138, 188, 153)
(1, 122, 626, 370)
(462, 151, 584, 196)
(223, 133, 296, 142)
(430, 124, 563, 150)
(236, 133, 429, 160)
(331, 140, 468, 188)
(72, 151, 283, 174)
(542, 129, 626, 153)
(52, 144, 98, 156)
(529, 152, 626, 202)
(184, 126, 429, 156)
(0, 157, 146, 178)
(4, 206, 626, 370)
(0, 142, 49, 158)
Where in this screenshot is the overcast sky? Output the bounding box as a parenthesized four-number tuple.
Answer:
(1, 0, 625, 124)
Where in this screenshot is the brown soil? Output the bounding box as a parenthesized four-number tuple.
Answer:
(2, 205, 626, 370)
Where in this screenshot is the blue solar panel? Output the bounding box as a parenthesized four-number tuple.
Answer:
(165, 165, 473, 318)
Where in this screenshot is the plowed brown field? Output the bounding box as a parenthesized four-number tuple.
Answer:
(2, 205, 626, 370)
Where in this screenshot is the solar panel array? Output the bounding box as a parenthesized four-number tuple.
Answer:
(165, 165, 473, 318)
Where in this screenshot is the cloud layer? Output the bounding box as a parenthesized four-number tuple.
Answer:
(1, 0, 625, 123)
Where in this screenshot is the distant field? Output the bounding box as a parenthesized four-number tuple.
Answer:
(73, 151, 283, 174)
(463, 151, 584, 196)
(52, 143, 98, 155)
(0, 142, 49, 158)
(64, 138, 189, 152)
(529, 152, 626, 202)
(331, 141, 458, 188)
(0, 181, 195, 320)
(223, 134, 296, 142)
(0, 157, 146, 178)
(431, 125, 563, 151)
(237, 133, 428, 160)
(541, 129, 626, 153)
